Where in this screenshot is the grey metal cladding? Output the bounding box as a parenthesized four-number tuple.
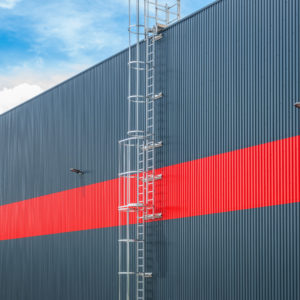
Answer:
(0, 0, 299, 205)
(0, 204, 299, 299)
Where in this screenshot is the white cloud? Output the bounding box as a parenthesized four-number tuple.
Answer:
(0, 0, 20, 9)
(0, 56, 89, 90)
(0, 83, 43, 114)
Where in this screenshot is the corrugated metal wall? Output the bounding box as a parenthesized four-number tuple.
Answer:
(0, 0, 299, 299)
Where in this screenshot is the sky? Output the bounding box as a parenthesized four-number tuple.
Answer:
(0, 0, 215, 114)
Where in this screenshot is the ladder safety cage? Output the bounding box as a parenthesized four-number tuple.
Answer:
(118, 1, 180, 300)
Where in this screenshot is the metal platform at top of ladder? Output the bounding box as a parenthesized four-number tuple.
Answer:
(118, 1, 180, 300)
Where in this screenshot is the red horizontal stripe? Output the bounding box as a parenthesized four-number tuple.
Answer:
(0, 136, 299, 240)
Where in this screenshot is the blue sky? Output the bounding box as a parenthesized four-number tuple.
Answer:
(0, 0, 215, 112)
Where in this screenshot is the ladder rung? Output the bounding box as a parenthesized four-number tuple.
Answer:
(118, 272, 135, 275)
(118, 239, 136, 243)
(119, 203, 144, 211)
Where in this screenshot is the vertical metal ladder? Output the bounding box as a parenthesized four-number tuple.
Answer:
(136, 140, 146, 300)
(118, 1, 180, 300)
(144, 0, 180, 220)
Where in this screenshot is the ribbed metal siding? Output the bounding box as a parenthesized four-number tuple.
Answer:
(152, 204, 300, 300)
(0, 50, 129, 205)
(157, 0, 299, 167)
(0, 204, 298, 299)
(0, 0, 299, 205)
(0, 0, 299, 299)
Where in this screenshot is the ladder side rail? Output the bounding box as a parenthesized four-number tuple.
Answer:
(145, 19, 156, 218)
(118, 142, 122, 300)
(128, 0, 132, 136)
(126, 142, 131, 300)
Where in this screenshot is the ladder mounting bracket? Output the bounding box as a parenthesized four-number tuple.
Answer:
(144, 213, 162, 220)
(154, 92, 163, 100)
(154, 174, 162, 181)
(154, 34, 163, 41)
(143, 141, 163, 151)
(143, 174, 162, 182)
(157, 23, 168, 32)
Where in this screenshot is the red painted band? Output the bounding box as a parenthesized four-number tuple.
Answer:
(0, 136, 299, 240)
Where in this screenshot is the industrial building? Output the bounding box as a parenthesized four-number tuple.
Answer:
(0, 0, 299, 299)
